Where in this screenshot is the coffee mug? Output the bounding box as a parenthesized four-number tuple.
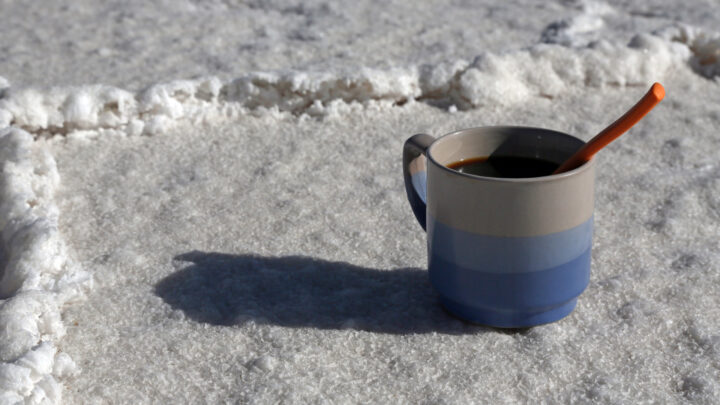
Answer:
(402, 126, 595, 327)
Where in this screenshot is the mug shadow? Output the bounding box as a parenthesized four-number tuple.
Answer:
(155, 251, 512, 335)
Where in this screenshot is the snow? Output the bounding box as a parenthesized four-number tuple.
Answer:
(1, 0, 720, 403)
(0, 128, 90, 403)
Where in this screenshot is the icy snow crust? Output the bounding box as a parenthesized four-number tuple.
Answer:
(0, 19, 719, 405)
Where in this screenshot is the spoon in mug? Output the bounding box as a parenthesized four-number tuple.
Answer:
(552, 82, 665, 174)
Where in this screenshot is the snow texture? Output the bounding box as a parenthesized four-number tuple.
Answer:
(0, 128, 90, 403)
(1, 0, 720, 403)
(47, 80, 720, 403)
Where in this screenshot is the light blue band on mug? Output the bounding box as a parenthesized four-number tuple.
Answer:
(428, 216, 593, 273)
(410, 171, 427, 204)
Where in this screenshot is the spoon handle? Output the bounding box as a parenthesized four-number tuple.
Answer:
(553, 82, 665, 174)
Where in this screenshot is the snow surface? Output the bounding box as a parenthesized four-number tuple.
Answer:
(1, 0, 720, 403)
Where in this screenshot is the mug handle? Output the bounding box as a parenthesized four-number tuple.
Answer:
(402, 134, 434, 231)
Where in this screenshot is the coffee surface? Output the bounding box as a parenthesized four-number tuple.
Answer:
(447, 156, 559, 178)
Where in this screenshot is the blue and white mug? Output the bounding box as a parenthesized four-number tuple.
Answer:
(402, 127, 595, 327)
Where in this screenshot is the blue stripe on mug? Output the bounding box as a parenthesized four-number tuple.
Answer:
(428, 216, 593, 273)
(429, 247, 591, 327)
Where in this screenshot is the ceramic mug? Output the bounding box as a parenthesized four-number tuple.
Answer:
(402, 126, 595, 327)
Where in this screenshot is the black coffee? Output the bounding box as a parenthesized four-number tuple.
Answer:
(447, 156, 559, 178)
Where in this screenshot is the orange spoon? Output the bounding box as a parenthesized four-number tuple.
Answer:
(553, 82, 665, 174)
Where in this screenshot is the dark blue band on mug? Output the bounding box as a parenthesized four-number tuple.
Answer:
(438, 295, 579, 328)
(428, 247, 591, 326)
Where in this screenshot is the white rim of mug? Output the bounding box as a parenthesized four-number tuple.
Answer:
(427, 126, 596, 183)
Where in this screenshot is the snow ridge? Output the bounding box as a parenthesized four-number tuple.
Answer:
(0, 128, 91, 404)
(0, 26, 714, 138)
(658, 25, 720, 78)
